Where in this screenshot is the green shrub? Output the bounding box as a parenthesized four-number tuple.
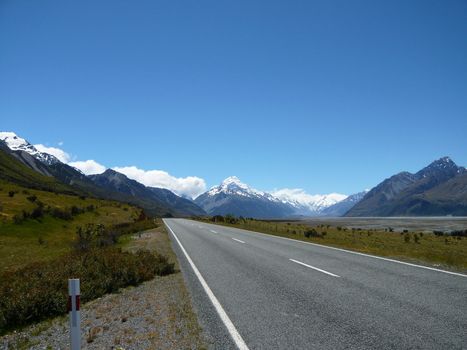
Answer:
(304, 228, 320, 238)
(0, 248, 174, 334)
(26, 195, 37, 202)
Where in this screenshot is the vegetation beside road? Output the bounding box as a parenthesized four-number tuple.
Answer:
(195, 215, 467, 272)
(0, 220, 174, 334)
(1, 221, 207, 349)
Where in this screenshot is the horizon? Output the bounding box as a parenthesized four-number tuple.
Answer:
(1, 0, 466, 198)
(0, 129, 464, 201)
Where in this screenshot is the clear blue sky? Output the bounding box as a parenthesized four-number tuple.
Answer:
(1, 0, 466, 195)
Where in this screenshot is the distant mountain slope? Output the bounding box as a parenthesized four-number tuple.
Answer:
(194, 176, 296, 218)
(0, 142, 76, 194)
(346, 157, 467, 216)
(320, 191, 368, 217)
(89, 169, 205, 217)
(0, 132, 60, 165)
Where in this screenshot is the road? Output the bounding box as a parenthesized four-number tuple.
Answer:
(163, 219, 467, 350)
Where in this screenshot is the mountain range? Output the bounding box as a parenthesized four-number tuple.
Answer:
(0, 132, 205, 217)
(1, 131, 466, 218)
(194, 176, 359, 218)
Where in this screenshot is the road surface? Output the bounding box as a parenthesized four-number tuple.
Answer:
(164, 219, 467, 350)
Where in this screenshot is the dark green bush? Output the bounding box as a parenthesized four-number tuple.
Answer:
(304, 228, 320, 238)
(0, 248, 174, 334)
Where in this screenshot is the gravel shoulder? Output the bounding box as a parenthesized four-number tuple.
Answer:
(0, 224, 207, 350)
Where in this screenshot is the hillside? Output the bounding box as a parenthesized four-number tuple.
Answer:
(0, 142, 76, 194)
(0, 178, 142, 271)
(89, 169, 205, 217)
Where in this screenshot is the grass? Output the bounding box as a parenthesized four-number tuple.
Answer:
(196, 216, 467, 272)
(0, 180, 140, 271)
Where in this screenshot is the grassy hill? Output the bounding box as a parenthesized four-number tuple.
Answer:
(0, 179, 143, 271)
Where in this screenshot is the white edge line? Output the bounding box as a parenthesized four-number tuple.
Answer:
(290, 259, 340, 277)
(196, 220, 467, 278)
(232, 238, 245, 244)
(164, 220, 249, 350)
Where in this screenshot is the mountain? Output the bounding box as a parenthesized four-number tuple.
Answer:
(0, 132, 60, 165)
(272, 191, 348, 216)
(89, 169, 205, 217)
(346, 157, 467, 216)
(0, 141, 76, 194)
(194, 176, 296, 218)
(1, 131, 205, 217)
(320, 190, 369, 217)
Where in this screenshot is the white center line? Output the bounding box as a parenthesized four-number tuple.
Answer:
(290, 259, 340, 278)
(210, 229, 218, 234)
(232, 238, 245, 244)
(164, 220, 249, 350)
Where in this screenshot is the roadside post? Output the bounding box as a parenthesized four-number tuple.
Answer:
(68, 279, 81, 350)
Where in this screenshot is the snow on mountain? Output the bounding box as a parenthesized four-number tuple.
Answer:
(0, 131, 61, 165)
(207, 176, 274, 199)
(271, 188, 348, 214)
(197, 176, 350, 217)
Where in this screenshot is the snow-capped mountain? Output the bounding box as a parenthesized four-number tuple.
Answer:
(271, 189, 347, 216)
(195, 176, 352, 218)
(0, 132, 60, 165)
(195, 176, 295, 218)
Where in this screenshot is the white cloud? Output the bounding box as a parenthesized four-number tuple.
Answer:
(113, 166, 206, 199)
(34, 142, 207, 198)
(69, 160, 107, 175)
(34, 144, 71, 163)
(58, 141, 64, 146)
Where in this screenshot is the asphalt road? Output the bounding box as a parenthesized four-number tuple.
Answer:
(164, 219, 467, 350)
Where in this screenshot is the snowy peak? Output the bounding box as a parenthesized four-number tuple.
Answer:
(207, 176, 265, 198)
(272, 189, 348, 213)
(0, 131, 60, 165)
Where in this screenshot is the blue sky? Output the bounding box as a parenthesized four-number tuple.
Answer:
(1, 0, 466, 197)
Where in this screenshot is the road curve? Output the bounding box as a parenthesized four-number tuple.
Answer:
(164, 219, 467, 350)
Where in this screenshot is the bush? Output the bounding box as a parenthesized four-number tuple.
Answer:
(404, 233, 410, 243)
(8, 191, 15, 198)
(0, 248, 174, 334)
(433, 230, 445, 236)
(450, 229, 467, 237)
(26, 195, 37, 203)
(304, 228, 320, 238)
(51, 207, 73, 220)
(30, 203, 45, 220)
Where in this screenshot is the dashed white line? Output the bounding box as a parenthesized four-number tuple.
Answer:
(164, 220, 249, 350)
(200, 221, 467, 278)
(210, 229, 218, 234)
(232, 238, 245, 244)
(290, 259, 340, 278)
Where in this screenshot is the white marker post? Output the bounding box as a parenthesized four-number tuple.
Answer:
(68, 279, 81, 350)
